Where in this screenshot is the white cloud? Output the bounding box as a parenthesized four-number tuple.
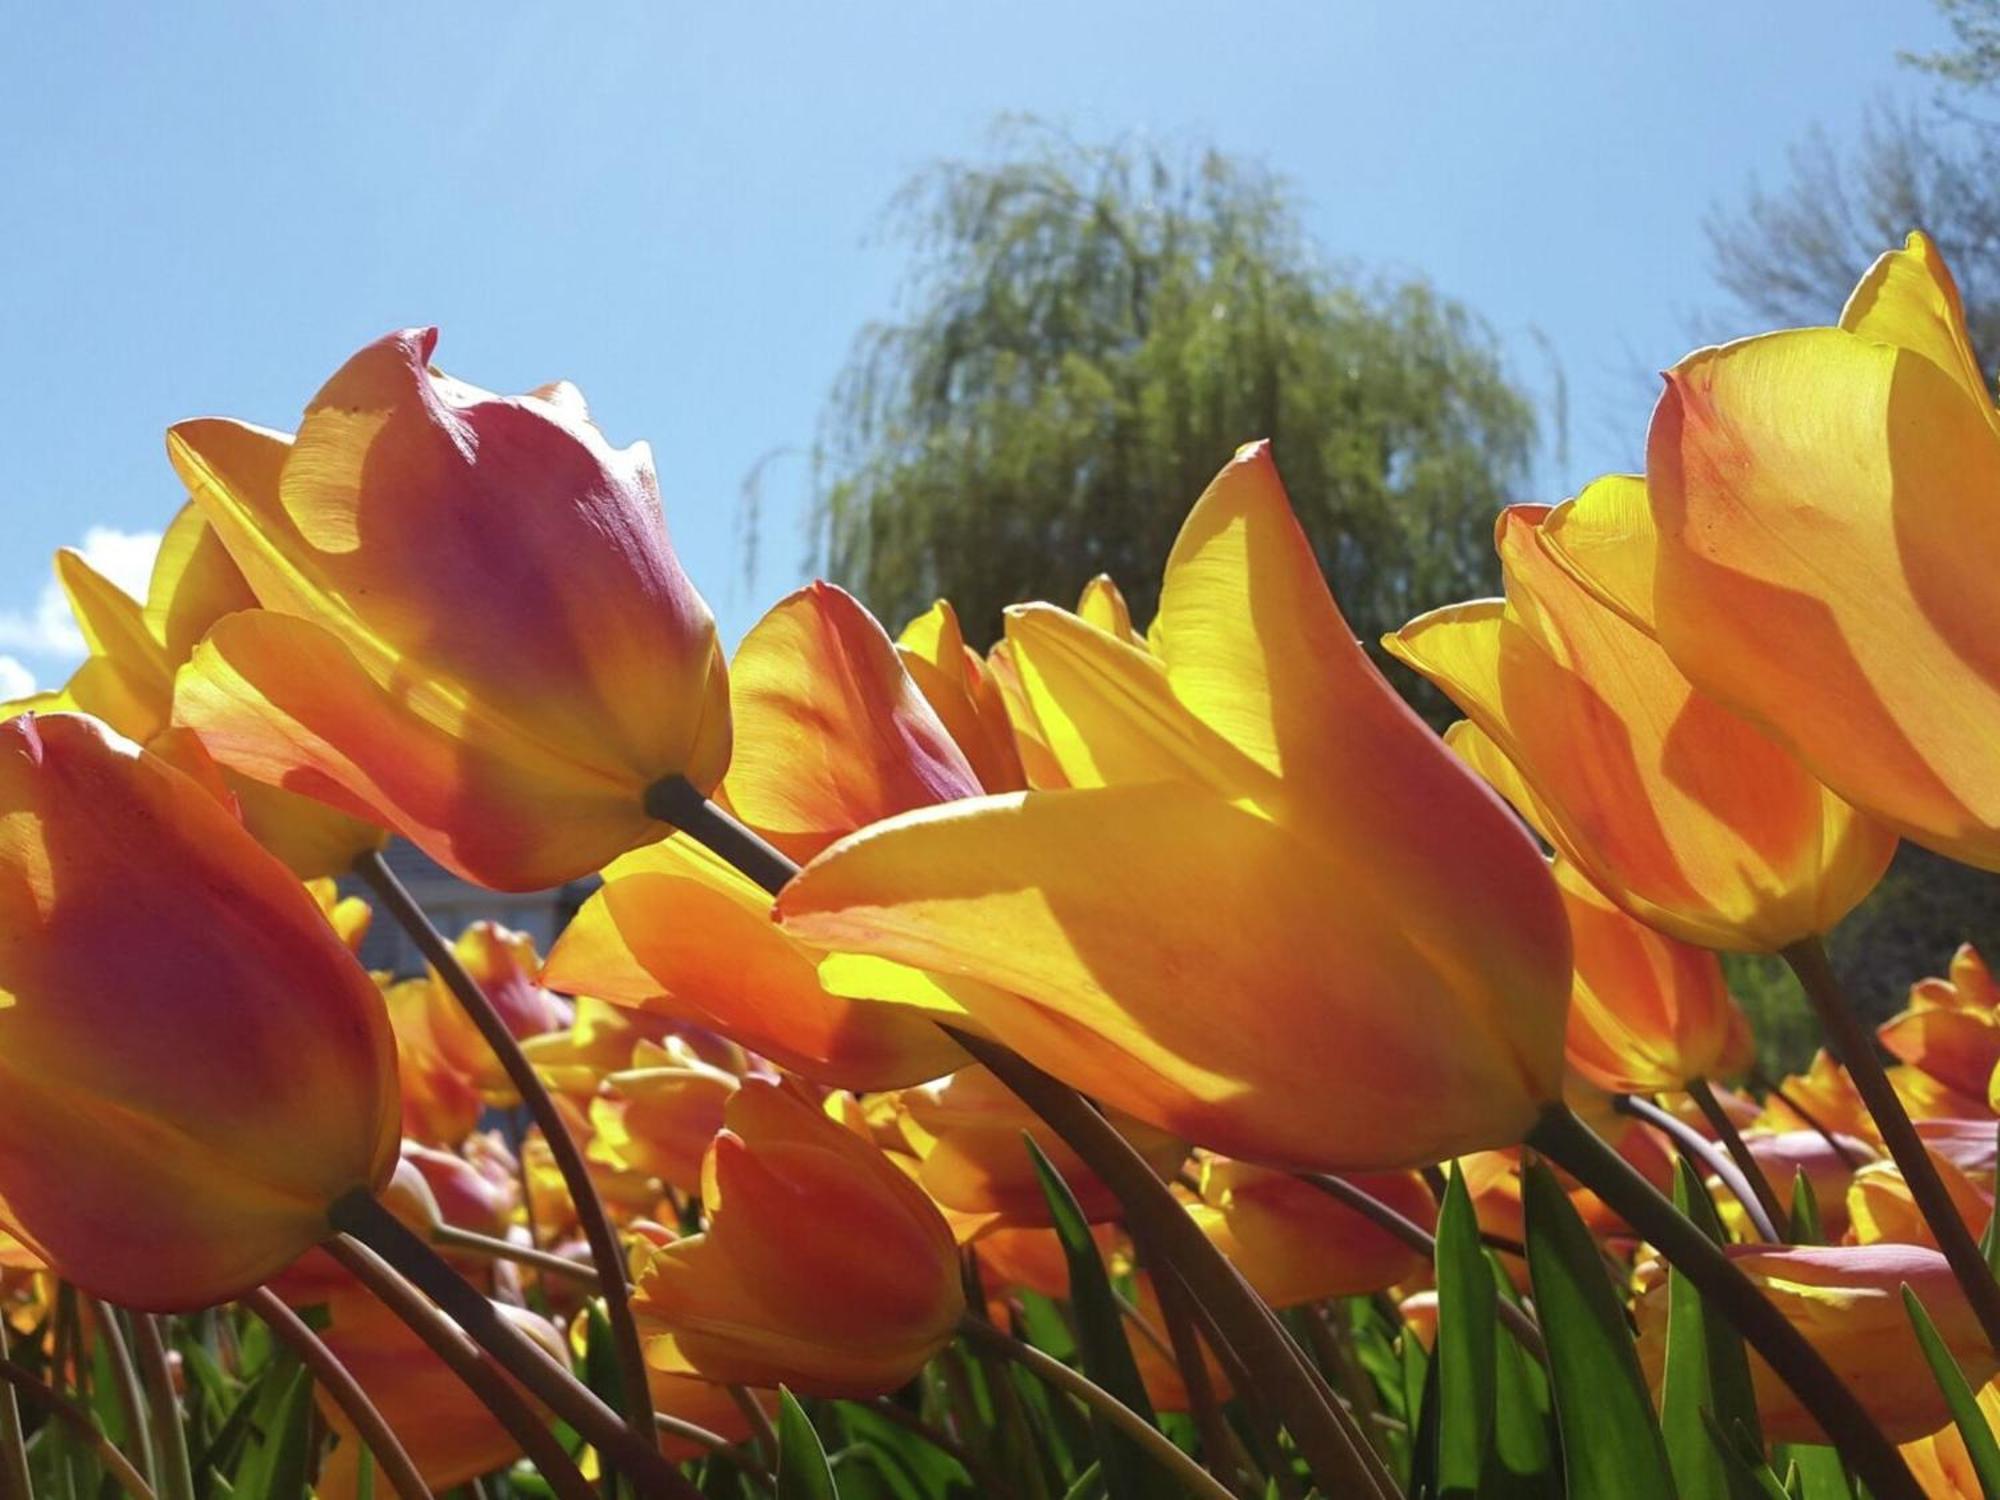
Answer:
(0, 526, 163, 664)
(0, 656, 33, 701)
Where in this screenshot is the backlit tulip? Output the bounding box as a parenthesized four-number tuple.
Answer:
(896, 599, 1026, 794)
(1876, 944, 2000, 1108)
(1190, 1159, 1432, 1308)
(633, 1080, 963, 1395)
(2, 504, 384, 877)
(544, 583, 973, 1090)
(1555, 858, 1748, 1092)
(1637, 1243, 1997, 1442)
(1757, 1050, 1880, 1144)
(168, 328, 729, 891)
(1848, 1149, 1989, 1249)
(420, 922, 570, 1103)
(589, 1041, 740, 1191)
(1554, 234, 2000, 867)
(1737, 1130, 1876, 1243)
(1388, 493, 1894, 951)
(382, 975, 485, 1148)
(778, 443, 1573, 1171)
(0, 713, 396, 1308)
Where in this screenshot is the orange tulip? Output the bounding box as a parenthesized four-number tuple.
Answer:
(543, 583, 973, 1090)
(589, 1040, 741, 1191)
(419, 922, 570, 1103)
(1555, 858, 1749, 1092)
(168, 327, 729, 891)
(1901, 1377, 2000, 1496)
(0, 712, 396, 1309)
(778, 442, 1572, 1171)
(381, 974, 485, 1149)
(1127, 1272, 1233, 1414)
(2, 503, 384, 877)
(1736, 1130, 1876, 1243)
(1757, 1049, 1880, 1143)
(519, 996, 696, 1100)
(1637, 1243, 1997, 1442)
(1190, 1159, 1432, 1308)
(1875, 944, 2000, 1108)
(1388, 493, 1894, 952)
(896, 599, 1026, 794)
(1848, 1149, 1989, 1249)
(306, 877, 372, 951)
(633, 1080, 963, 1395)
(890, 1064, 1184, 1228)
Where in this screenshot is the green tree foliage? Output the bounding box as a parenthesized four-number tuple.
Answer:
(809, 122, 1538, 718)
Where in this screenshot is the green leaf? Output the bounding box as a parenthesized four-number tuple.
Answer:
(1697, 1412, 1791, 1500)
(1488, 1259, 1554, 1490)
(1522, 1160, 1675, 1499)
(777, 1389, 839, 1500)
(230, 1364, 314, 1500)
(1775, 1444, 1852, 1500)
(1904, 1284, 2000, 1499)
(1787, 1171, 1823, 1247)
(1662, 1157, 1763, 1500)
(1024, 1134, 1155, 1500)
(1434, 1162, 1496, 1496)
(1060, 1462, 1105, 1500)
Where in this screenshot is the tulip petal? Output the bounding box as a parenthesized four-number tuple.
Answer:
(1839, 231, 1993, 412)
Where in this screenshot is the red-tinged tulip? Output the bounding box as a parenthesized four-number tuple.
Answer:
(1556, 234, 2000, 867)
(167, 328, 730, 891)
(1637, 1243, 1998, 1442)
(402, 1138, 517, 1241)
(0, 713, 396, 1309)
(382, 975, 485, 1148)
(1555, 858, 1749, 1092)
(778, 443, 1573, 1172)
(3, 504, 385, 878)
(1873, 944, 2000, 1109)
(543, 584, 976, 1090)
(1736, 1130, 1877, 1243)
(1849, 1148, 1990, 1249)
(1189, 1159, 1432, 1308)
(1388, 492, 1894, 951)
(312, 1291, 569, 1499)
(589, 1041, 740, 1191)
(633, 1080, 964, 1396)
(896, 600, 1026, 793)
(1901, 1377, 2000, 1497)
(1757, 1050, 1881, 1143)
(890, 1065, 1185, 1227)
(421, 922, 571, 1103)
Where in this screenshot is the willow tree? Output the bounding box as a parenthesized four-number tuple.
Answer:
(808, 124, 1538, 712)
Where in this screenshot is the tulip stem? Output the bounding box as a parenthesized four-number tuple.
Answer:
(85, 1301, 153, 1485)
(957, 1317, 1237, 1500)
(1146, 1262, 1260, 1498)
(1613, 1094, 1784, 1244)
(1295, 1173, 1547, 1362)
(0, 1353, 157, 1500)
(323, 1233, 598, 1500)
(652, 1412, 773, 1485)
(327, 1192, 702, 1499)
(1525, 1103, 1921, 1499)
(1748, 1065, 1865, 1168)
(1688, 1076, 1793, 1240)
(131, 1316, 194, 1500)
(0, 1320, 36, 1500)
(645, 776, 796, 895)
(353, 850, 657, 1441)
(431, 1225, 603, 1289)
(1783, 937, 2000, 1348)
(240, 1288, 433, 1500)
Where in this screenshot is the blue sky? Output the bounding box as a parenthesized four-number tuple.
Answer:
(0, 2, 1956, 696)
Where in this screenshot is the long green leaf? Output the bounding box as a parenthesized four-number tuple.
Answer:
(1024, 1134, 1155, 1500)
(1904, 1284, 2000, 1499)
(1522, 1160, 1675, 1499)
(1663, 1157, 1763, 1500)
(1787, 1171, 1823, 1247)
(777, 1389, 839, 1500)
(1489, 1259, 1555, 1492)
(1435, 1162, 1496, 1496)
(1777, 1444, 1853, 1500)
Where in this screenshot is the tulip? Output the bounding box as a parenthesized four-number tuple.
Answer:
(306, 877, 372, 951)
(420, 922, 571, 1103)
(1566, 232, 2000, 870)
(168, 327, 730, 891)
(382, 975, 486, 1148)
(1189, 1159, 1432, 1308)
(4, 503, 384, 877)
(0, 713, 396, 1309)
(1636, 1243, 1998, 1442)
(519, 996, 695, 1100)
(1875, 944, 2000, 1108)
(1848, 1149, 1990, 1249)
(1387, 492, 1894, 951)
(1757, 1050, 1881, 1144)
(633, 1080, 964, 1395)
(1734, 1129, 1876, 1243)
(589, 1041, 741, 1191)
(543, 584, 975, 1090)
(896, 599, 1026, 794)
(778, 442, 1573, 1171)
(1555, 858, 1749, 1092)
(890, 1065, 1185, 1227)
(1900, 1377, 2000, 1497)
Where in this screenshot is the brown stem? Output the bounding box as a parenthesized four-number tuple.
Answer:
(241, 1288, 432, 1500)
(1784, 938, 2000, 1348)
(1148, 1260, 1255, 1498)
(432, 1225, 602, 1289)
(1748, 1064, 1865, 1168)
(0, 1354, 157, 1499)
(1614, 1093, 1782, 1244)
(1688, 1077, 1792, 1241)
(354, 849, 655, 1434)
(323, 1235, 596, 1500)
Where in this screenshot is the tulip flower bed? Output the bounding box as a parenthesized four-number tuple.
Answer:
(3, 232, 2000, 1499)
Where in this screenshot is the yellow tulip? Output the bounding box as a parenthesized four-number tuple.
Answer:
(168, 327, 730, 890)
(1388, 492, 1894, 951)
(778, 442, 1572, 1171)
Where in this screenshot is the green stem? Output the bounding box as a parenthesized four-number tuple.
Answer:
(324, 1234, 596, 1500)
(241, 1288, 432, 1500)
(1784, 937, 2000, 1347)
(1528, 1103, 1919, 1499)
(0, 1318, 33, 1500)
(957, 1318, 1237, 1500)
(85, 1302, 154, 1486)
(354, 851, 655, 1437)
(1615, 1093, 1783, 1244)
(327, 1191, 700, 1498)
(130, 1316, 193, 1500)
(0, 1354, 154, 1500)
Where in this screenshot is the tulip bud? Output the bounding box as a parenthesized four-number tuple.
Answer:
(168, 328, 730, 890)
(634, 1080, 964, 1395)
(0, 713, 397, 1309)
(1637, 1243, 1998, 1442)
